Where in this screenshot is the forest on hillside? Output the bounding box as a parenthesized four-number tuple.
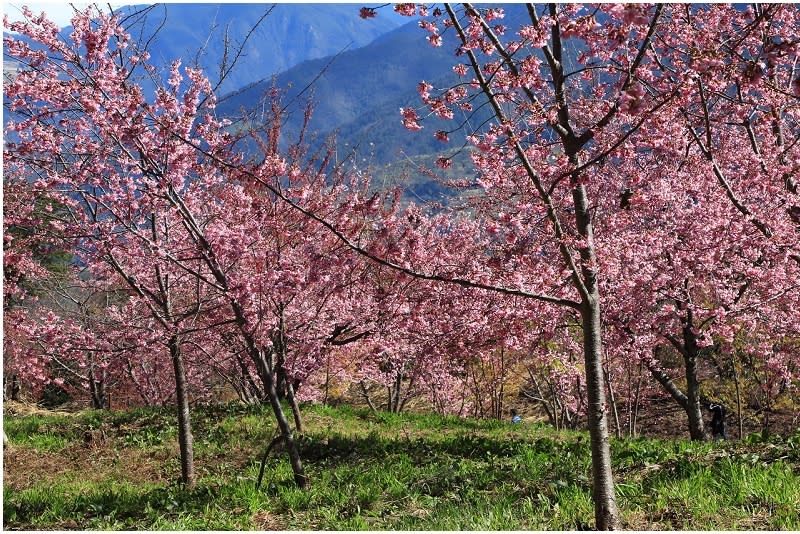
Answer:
(4, 4, 799, 529)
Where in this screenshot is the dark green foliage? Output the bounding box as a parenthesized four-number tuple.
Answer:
(37, 384, 71, 409)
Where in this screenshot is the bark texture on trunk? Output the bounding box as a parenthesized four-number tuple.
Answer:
(573, 180, 619, 530)
(681, 318, 707, 441)
(169, 335, 196, 487)
(581, 292, 620, 530)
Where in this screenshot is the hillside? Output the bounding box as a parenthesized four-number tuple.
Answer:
(213, 4, 544, 188)
(217, 18, 469, 165)
(123, 3, 412, 94)
(4, 402, 800, 530)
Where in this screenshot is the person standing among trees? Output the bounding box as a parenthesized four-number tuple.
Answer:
(708, 403, 727, 440)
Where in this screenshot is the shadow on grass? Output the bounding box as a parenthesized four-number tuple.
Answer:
(300, 431, 506, 464)
(279, 429, 595, 504)
(4, 482, 225, 529)
(297, 428, 591, 465)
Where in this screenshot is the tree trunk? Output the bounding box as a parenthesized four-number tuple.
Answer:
(88, 368, 107, 410)
(573, 176, 619, 529)
(399, 375, 415, 413)
(276, 367, 288, 400)
(169, 335, 195, 487)
(498, 350, 506, 420)
(631, 360, 644, 437)
(283, 370, 304, 433)
(649, 342, 706, 441)
(761, 387, 771, 440)
(359, 380, 378, 412)
(394, 373, 403, 413)
(323, 353, 331, 405)
(681, 316, 706, 441)
(550, 379, 563, 431)
(244, 328, 307, 488)
(89, 379, 105, 410)
(604, 363, 621, 439)
(263, 370, 307, 488)
(523, 369, 557, 428)
(5, 374, 20, 401)
(237, 351, 263, 403)
(730, 351, 743, 440)
(683, 352, 706, 441)
(581, 296, 620, 530)
(156, 191, 308, 487)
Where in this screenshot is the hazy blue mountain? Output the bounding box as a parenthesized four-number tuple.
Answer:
(218, 19, 463, 163)
(216, 6, 535, 168)
(4, 4, 411, 94)
(121, 3, 414, 93)
(5, 4, 532, 200)
(212, 5, 540, 201)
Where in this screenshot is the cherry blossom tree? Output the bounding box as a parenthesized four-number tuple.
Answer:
(356, 3, 800, 527)
(600, 144, 799, 440)
(6, 4, 799, 525)
(3, 6, 306, 487)
(3, 161, 73, 400)
(4, 5, 401, 489)
(213, 120, 384, 429)
(20, 279, 127, 409)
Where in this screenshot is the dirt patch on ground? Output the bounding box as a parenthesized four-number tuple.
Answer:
(3, 446, 68, 489)
(3, 439, 171, 491)
(633, 398, 799, 440)
(251, 510, 288, 530)
(3, 400, 81, 418)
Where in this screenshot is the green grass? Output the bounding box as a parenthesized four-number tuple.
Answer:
(4, 403, 800, 530)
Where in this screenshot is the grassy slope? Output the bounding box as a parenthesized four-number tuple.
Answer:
(3, 402, 800, 530)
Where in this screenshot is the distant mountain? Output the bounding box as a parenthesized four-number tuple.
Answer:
(5, 4, 532, 201)
(218, 19, 464, 163)
(118, 3, 414, 93)
(4, 4, 411, 95)
(216, 5, 534, 170)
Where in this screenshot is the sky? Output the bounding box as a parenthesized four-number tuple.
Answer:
(3, 1, 324, 30)
(2, 2, 128, 29)
(4, 2, 98, 28)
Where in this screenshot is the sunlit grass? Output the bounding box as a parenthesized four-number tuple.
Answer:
(4, 402, 800, 530)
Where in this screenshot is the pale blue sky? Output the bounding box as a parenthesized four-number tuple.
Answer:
(3, 2, 97, 28)
(3, 1, 322, 29)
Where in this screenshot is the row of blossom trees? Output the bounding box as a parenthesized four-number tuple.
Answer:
(4, 3, 799, 529)
(379, 4, 800, 526)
